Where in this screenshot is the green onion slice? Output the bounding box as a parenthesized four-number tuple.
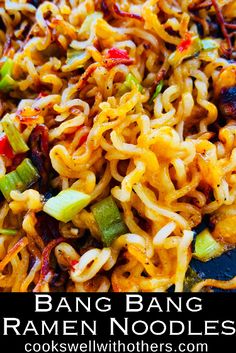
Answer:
(79, 12, 103, 37)
(149, 80, 164, 104)
(193, 228, 224, 262)
(16, 158, 40, 187)
(0, 158, 39, 201)
(1, 115, 29, 154)
(0, 228, 17, 235)
(0, 171, 24, 201)
(168, 36, 202, 68)
(201, 39, 219, 51)
(119, 73, 143, 95)
(43, 189, 91, 223)
(0, 58, 17, 92)
(91, 196, 128, 246)
(0, 58, 14, 77)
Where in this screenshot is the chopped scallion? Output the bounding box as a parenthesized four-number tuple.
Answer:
(79, 12, 103, 37)
(149, 80, 164, 104)
(168, 36, 202, 68)
(0, 158, 39, 201)
(43, 189, 91, 223)
(16, 158, 40, 187)
(119, 73, 143, 95)
(201, 39, 219, 51)
(0, 58, 17, 92)
(0, 58, 14, 77)
(0, 228, 17, 235)
(1, 114, 29, 154)
(193, 228, 224, 262)
(91, 196, 128, 246)
(67, 49, 83, 59)
(0, 171, 24, 201)
(0, 75, 16, 92)
(184, 267, 201, 292)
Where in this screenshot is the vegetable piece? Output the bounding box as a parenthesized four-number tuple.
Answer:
(79, 12, 103, 37)
(16, 158, 40, 187)
(0, 228, 17, 235)
(193, 228, 224, 262)
(184, 267, 202, 292)
(0, 171, 24, 201)
(0, 134, 15, 159)
(168, 34, 202, 67)
(1, 115, 29, 154)
(91, 196, 128, 246)
(119, 73, 143, 95)
(107, 48, 130, 60)
(43, 189, 91, 223)
(0, 58, 17, 92)
(65, 49, 90, 69)
(67, 48, 83, 59)
(201, 39, 219, 51)
(149, 80, 164, 103)
(0, 158, 40, 201)
(104, 48, 134, 69)
(0, 75, 16, 92)
(0, 59, 14, 77)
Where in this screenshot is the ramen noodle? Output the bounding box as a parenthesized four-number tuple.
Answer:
(0, 0, 235, 292)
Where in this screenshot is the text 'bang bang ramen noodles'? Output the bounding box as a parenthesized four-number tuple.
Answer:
(0, 0, 236, 292)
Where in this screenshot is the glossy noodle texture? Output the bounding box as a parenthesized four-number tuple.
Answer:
(0, 0, 236, 292)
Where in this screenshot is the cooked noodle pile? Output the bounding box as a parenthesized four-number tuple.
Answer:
(0, 0, 236, 292)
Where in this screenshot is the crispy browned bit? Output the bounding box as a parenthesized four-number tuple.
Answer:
(211, 0, 232, 58)
(28, 124, 51, 193)
(76, 63, 100, 92)
(189, 0, 236, 57)
(218, 86, 236, 119)
(103, 57, 134, 69)
(113, 3, 144, 21)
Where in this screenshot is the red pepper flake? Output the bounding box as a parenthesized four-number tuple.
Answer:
(71, 259, 79, 270)
(104, 48, 134, 68)
(0, 134, 15, 159)
(37, 92, 48, 99)
(107, 48, 130, 59)
(113, 4, 143, 21)
(177, 33, 192, 52)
